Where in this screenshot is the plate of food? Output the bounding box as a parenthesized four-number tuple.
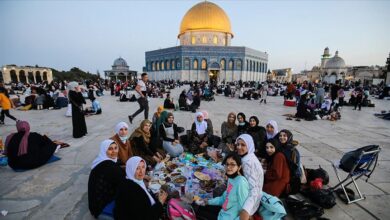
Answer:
(194, 171, 211, 181)
(172, 175, 187, 184)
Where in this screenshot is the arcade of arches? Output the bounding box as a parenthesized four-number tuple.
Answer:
(1, 65, 53, 84)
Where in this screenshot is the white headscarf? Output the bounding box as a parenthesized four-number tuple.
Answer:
(67, 81, 79, 91)
(236, 134, 255, 155)
(91, 140, 117, 169)
(126, 156, 156, 205)
(322, 99, 332, 111)
(195, 112, 207, 135)
(266, 120, 279, 140)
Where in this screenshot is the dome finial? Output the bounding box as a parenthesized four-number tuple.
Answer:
(335, 51, 339, 56)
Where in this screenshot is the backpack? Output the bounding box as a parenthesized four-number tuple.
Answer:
(305, 166, 329, 185)
(167, 198, 196, 220)
(339, 145, 379, 173)
(301, 188, 336, 209)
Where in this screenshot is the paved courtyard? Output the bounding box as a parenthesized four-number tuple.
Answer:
(1, 86, 389, 220)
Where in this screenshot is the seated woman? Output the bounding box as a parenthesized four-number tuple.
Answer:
(237, 112, 249, 135)
(265, 120, 279, 142)
(201, 110, 217, 146)
(130, 119, 165, 168)
(5, 120, 60, 170)
(279, 129, 302, 193)
(235, 134, 264, 219)
(262, 139, 290, 197)
(159, 112, 184, 157)
(179, 90, 190, 111)
(247, 116, 266, 158)
(88, 140, 125, 218)
(189, 112, 211, 154)
(110, 122, 133, 166)
(114, 156, 168, 220)
(163, 93, 175, 109)
(85, 96, 102, 115)
(295, 92, 316, 121)
(197, 153, 249, 220)
(218, 112, 238, 153)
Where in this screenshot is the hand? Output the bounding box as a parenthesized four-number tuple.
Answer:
(239, 210, 250, 220)
(153, 156, 161, 163)
(158, 190, 168, 204)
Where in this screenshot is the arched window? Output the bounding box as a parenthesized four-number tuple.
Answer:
(156, 61, 160, 71)
(228, 60, 234, 70)
(176, 58, 181, 69)
(220, 59, 226, 70)
(202, 36, 207, 44)
(147, 62, 150, 71)
(0, 71, 3, 83)
(236, 59, 242, 70)
(166, 60, 170, 70)
(193, 59, 198, 70)
(213, 35, 218, 45)
(201, 59, 207, 70)
(161, 61, 165, 70)
(191, 36, 196, 45)
(19, 70, 27, 83)
(152, 62, 155, 71)
(10, 70, 18, 83)
(184, 58, 190, 70)
(246, 60, 249, 71)
(171, 60, 175, 70)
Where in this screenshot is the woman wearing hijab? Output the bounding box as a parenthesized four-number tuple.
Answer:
(189, 112, 211, 154)
(197, 153, 249, 220)
(159, 112, 184, 157)
(218, 112, 238, 153)
(5, 121, 59, 170)
(265, 120, 279, 142)
(237, 112, 249, 135)
(110, 122, 133, 166)
(247, 116, 266, 158)
(88, 140, 125, 218)
(263, 139, 290, 197)
(152, 105, 164, 132)
(67, 81, 87, 138)
(235, 134, 263, 220)
(130, 119, 165, 168)
(114, 156, 168, 220)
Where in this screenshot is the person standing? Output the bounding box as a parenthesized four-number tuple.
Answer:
(259, 83, 268, 104)
(129, 73, 149, 124)
(68, 82, 87, 138)
(0, 87, 18, 125)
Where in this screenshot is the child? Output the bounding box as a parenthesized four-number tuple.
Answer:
(0, 87, 18, 125)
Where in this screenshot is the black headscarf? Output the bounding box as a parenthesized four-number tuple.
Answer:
(264, 139, 281, 164)
(248, 116, 260, 132)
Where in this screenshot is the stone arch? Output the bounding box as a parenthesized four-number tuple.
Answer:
(0, 71, 3, 83)
(36, 71, 42, 82)
(184, 58, 190, 70)
(171, 59, 175, 70)
(166, 60, 170, 70)
(43, 71, 48, 81)
(10, 70, 18, 83)
(19, 70, 27, 83)
(28, 72, 34, 83)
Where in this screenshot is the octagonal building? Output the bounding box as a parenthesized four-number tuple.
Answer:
(144, 1, 268, 83)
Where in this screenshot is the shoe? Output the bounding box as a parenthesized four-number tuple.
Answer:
(0, 121, 4, 125)
(128, 116, 133, 124)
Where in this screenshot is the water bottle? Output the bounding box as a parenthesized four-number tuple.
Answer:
(186, 177, 193, 193)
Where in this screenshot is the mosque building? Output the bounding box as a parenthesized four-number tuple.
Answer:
(104, 57, 137, 81)
(144, 1, 268, 83)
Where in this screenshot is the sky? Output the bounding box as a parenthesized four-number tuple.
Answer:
(1, 0, 389, 74)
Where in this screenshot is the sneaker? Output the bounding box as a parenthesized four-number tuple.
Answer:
(128, 116, 133, 124)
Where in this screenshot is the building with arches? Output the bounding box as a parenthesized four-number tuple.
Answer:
(144, 1, 268, 82)
(104, 57, 137, 81)
(0, 65, 53, 84)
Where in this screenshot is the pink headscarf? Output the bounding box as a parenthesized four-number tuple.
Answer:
(5, 121, 30, 156)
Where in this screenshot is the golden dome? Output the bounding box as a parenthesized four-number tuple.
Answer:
(178, 1, 233, 38)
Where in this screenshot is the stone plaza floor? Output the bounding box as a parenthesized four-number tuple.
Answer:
(1, 86, 389, 220)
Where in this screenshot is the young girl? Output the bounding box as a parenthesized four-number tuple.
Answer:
(0, 87, 18, 125)
(198, 153, 249, 220)
(263, 139, 290, 197)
